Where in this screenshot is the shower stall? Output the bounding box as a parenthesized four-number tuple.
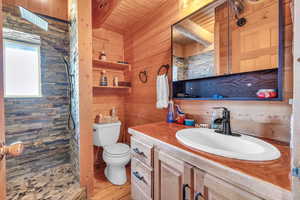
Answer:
(2, 3, 83, 200)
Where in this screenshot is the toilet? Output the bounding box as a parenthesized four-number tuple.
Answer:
(93, 121, 130, 185)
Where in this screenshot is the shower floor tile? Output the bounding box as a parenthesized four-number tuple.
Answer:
(7, 164, 84, 200)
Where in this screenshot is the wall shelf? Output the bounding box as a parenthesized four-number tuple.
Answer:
(93, 85, 131, 89)
(173, 69, 281, 101)
(93, 60, 131, 71)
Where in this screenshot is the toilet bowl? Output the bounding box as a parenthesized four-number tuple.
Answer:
(103, 143, 130, 185)
(93, 122, 131, 185)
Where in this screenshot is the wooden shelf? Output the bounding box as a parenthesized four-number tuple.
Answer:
(93, 60, 130, 71)
(93, 85, 131, 89)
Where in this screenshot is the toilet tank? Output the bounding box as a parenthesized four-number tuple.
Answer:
(93, 121, 121, 147)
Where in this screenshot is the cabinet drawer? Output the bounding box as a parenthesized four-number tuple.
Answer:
(132, 181, 152, 200)
(204, 174, 263, 200)
(131, 157, 153, 198)
(131, 137, 153, 167)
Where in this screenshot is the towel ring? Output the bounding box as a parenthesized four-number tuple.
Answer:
(139, 70, 148, 83)
(157, 64, 169, 76)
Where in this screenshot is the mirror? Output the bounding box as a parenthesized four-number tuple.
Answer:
(172, 0, 280, 82)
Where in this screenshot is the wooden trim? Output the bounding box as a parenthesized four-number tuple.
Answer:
(154, 149, 160, 200)
(292, 0, 300, 199)
(0, 0, 6, 199)
(76, 0, 94, 197)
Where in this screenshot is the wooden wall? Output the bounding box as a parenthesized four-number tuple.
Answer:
(93, 28, 124, 62)
(124, 0, 293, 143)
(3, 0, 68, 20)
(92, 28, 127, 143)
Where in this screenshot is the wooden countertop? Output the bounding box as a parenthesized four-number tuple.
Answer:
(129, 122, 291, 192)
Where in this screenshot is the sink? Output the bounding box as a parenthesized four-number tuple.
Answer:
(176, 128, 281, 161)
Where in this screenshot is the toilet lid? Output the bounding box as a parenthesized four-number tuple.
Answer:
(104, 143, 130, 156)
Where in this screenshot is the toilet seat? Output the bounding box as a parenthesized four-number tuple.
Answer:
(104, 143, 130, 157)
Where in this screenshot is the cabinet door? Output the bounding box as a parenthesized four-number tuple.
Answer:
(204, 174, 263, 200)
(193, 168, 206, 200)
(154, 149, 193, 200)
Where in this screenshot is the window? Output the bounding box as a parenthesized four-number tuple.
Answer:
(4, 39, 41, 98)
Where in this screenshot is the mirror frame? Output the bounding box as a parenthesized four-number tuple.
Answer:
(171, 0, 284, 101)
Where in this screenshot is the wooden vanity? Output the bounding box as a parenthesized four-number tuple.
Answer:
(129, 122, 291, 200)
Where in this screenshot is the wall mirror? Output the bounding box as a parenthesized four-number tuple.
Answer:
(172, 0, 283, 100)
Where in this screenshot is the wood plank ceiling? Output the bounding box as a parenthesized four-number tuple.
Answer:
(93, 0, 169, 33)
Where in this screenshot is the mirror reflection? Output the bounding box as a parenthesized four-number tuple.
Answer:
(172, 0, 279, 81)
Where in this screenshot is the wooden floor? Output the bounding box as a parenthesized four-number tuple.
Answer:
(91, 165, 131, 200)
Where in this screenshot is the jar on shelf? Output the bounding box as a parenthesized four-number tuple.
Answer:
(99, 51, 107, 61)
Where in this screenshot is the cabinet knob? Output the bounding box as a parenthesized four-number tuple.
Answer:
(297, 58, 300, 63)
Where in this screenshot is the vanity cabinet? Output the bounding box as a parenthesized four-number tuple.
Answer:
(130, 136, 266, 200)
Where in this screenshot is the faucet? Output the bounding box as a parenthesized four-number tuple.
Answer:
(213, 107, 241, 137)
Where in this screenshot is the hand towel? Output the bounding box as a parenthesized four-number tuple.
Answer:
(156, 75, 169, 109)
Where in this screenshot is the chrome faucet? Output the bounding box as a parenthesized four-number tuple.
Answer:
(213, 107, 241, 137)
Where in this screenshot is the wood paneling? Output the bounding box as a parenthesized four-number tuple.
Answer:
(93, 28, 124, 62)
(92, 0, 121, 29)
(92, 27, 127, 145)
(3, 0, 68, 20)
(0, 0, 6, 199)
(96, 0, 169, 33)
(231, 0, 279, 73)
(124, 0, 293, 143)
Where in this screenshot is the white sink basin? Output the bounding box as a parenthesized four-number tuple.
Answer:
(176, 128, 281, 161)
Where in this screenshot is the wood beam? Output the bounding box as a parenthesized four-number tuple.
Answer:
(179, 19, 213, 44)
(92, 0, 121, 29)
(174, 24, 211, 47)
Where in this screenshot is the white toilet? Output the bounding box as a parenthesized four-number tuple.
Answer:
(93, 121, 130, 185)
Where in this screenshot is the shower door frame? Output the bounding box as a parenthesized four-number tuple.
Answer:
(0, 0, 6, 199)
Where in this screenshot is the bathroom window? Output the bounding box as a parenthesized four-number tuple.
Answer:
(4, 39, 42, 98)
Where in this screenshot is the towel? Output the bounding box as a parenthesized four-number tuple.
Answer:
(156, 75, 169, 109)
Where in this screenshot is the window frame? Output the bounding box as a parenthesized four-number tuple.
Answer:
(3, 39, 42, 98)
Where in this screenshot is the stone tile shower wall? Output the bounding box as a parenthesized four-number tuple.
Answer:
(69, 0, 80, 180)
(173, 51, 215, 81)
(3, 4, 72, 179)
